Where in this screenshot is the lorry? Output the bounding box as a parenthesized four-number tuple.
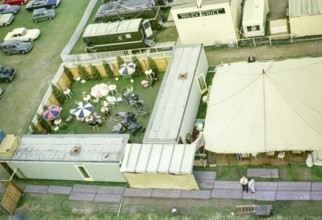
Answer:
(94, 0, 169, 29)
(83, 18, 154, 53)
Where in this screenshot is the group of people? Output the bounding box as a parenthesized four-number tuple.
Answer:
(240, 176, 255, 193)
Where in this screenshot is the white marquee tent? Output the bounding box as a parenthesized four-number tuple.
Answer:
(204, 57, 322, 154)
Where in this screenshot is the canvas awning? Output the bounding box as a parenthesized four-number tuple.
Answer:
(121, 143, 197, 174)
(204, 57, 322, 154)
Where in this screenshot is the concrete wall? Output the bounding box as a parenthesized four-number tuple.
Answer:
(290, 15, 322, 37)
(171, 2, 239, 46)
(7, 161, 126, 182)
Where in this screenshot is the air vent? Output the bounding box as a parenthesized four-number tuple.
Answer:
(71, 146, 81, 155)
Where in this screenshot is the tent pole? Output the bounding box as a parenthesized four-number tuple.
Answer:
(287, 151, 291, 165)
(266, 153, 271, 166)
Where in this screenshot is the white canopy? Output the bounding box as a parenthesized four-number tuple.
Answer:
(121, 143, 196, 174)
(204, 57, 322, 154)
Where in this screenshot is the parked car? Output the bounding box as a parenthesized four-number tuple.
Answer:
(4, 27, 40, 42)
(32, 8, 55, 22)
(0, 87, 3, 98)
(0, 13, 13, 26)
(3, 0, 28, 5)
(0, 40, 32, 55)
(0, 65, 16, 83)
(0, 4, 19, 14)
(25, 0, 61, 11)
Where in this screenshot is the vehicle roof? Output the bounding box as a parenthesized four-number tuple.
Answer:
(83, 18, 143, 37)
(9, 27, 27, 34)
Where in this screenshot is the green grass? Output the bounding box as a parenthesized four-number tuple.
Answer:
(0, 0, 89, 135)
(154, 26, 178, 43)
(53, 73, 163, 143)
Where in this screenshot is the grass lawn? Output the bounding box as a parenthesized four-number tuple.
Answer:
(52, 73, 163, 142)
(0, 0, 89, 135)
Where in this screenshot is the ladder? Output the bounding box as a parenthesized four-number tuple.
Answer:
(235, 205, 256, 215)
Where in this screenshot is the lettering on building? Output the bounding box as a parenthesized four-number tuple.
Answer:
(177, 8, 225, 19)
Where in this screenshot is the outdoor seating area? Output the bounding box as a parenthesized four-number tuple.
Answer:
(44, 73, 163, 142)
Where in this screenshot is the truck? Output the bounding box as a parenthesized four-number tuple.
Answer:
(83, 18, 154, 53)
(94, 0, 169, 29)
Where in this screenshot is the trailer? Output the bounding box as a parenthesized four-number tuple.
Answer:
(83, 18, 154, 53)
(95, 0, 169, 29)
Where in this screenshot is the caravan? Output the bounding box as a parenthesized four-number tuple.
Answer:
(83, 18, 154, 53)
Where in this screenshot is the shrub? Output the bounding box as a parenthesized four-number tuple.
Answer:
(147, 56, 159, 74)
(90, 64, 102, 80)
(103, 60, 114, 77)
(63, 66, 74, 81)
(37, 114, 51, 132)
(60, 122, 68, 130)
(131, 56, 144, 75)
(51, 84, 66, 105)
(77, 64, 91, 80)
(116, 56, 125, 67)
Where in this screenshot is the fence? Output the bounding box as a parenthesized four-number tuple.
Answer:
(60, 0, 98, 61)
(31, 54, 172, 129)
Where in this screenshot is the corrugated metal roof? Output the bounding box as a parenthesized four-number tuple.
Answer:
(120, 143, 197, 174)
(9, 134, 129, 163)
(289, 0, 322, 17)
(143, 44, 203, 143)
(83, 18, 142, 37)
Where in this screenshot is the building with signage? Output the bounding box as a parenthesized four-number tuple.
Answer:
(171, 0, 241, 46)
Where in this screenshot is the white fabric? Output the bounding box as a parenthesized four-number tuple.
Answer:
(204, 57, 322, 154)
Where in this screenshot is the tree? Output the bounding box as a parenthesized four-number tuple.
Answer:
(77, 64, 91, 80)
(63, 66, 74, 81)
(90, 64, 102, 80)
(103, 60, 114, 77)
(51, 84, 66, 104)
(147, 56, 159, 74)
(131, 56, 144, 75)
(116, 56, 125, 67)
(37, 114, 51, 132)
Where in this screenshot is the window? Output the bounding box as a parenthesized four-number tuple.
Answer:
(247, 25, 260, 32)
(196, 73, 208, 95)
(75, 165, 93, 181)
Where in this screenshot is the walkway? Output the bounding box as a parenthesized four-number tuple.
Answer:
(21, 170, 322, 205)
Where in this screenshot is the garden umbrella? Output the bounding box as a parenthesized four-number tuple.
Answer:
(74, 102, 93, 119)
(118, 61, 136, 76)
(90, 83, 109, 98)
(42, 105, 61, 121)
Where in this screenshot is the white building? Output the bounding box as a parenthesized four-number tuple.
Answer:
(289, 0, 322, 37)
(171, 0, 241, 46)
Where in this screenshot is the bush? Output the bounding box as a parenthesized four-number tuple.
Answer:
(147, 56, 159, 74)
(131, 56, 144, 75)
(90, 64, 102, 80)
(103, 61, 114, 77)
(77, 64, 91, 80)
(116, 56, 125, 67)
(60, 122, 68, 130)
(63, 66, 74, 81)
(51, 84, 66, 105)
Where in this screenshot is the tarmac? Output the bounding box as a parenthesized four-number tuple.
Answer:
(20, 168, 322, 204)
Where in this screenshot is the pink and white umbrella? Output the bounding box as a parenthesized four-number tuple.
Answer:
(90, 83, 109, 98)
(42, 105, 61, 121)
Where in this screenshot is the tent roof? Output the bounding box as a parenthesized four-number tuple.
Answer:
(7, 134, 129, 162)
(204, 57, 322, 154)
(120, 143, 196, 174)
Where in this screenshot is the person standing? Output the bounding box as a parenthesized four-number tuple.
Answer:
(240, 176, 248, 193)
(248, 178, 255, 193)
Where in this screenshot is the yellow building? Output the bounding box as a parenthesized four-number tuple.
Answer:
(171, 0, 241, 46)
(289, 0, 322, 37)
